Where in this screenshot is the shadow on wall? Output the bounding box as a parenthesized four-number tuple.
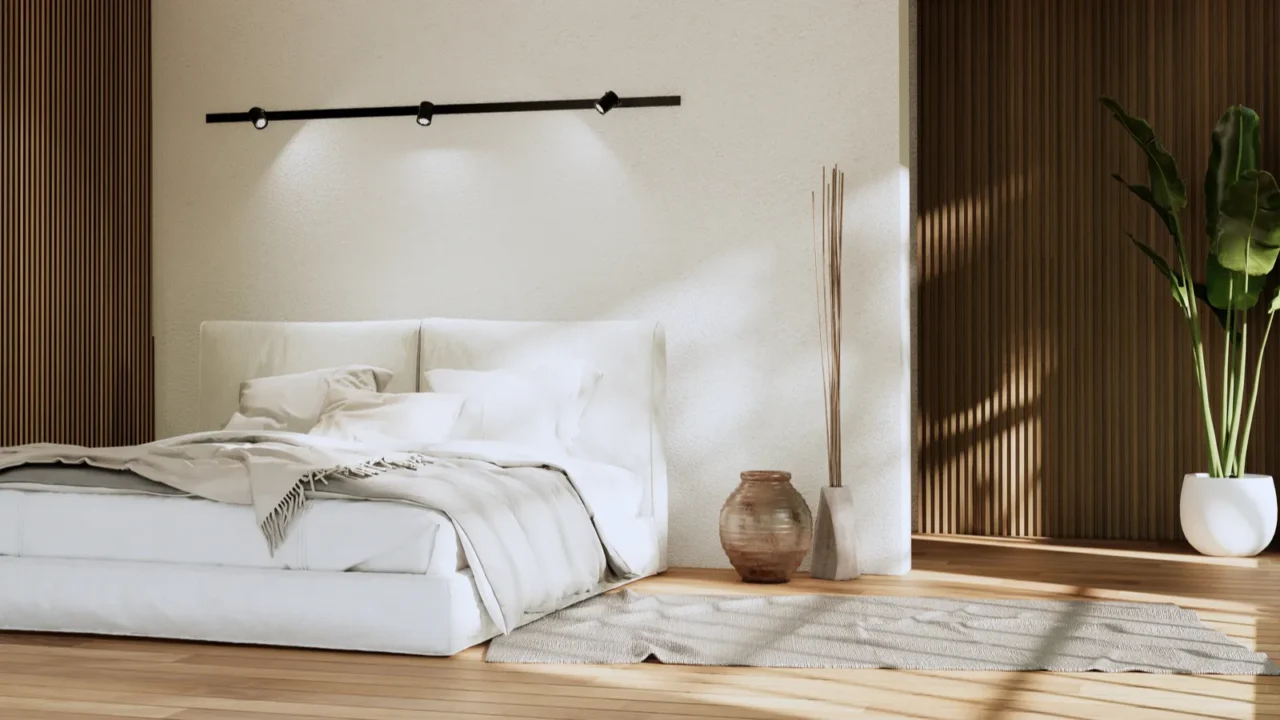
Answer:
(666, 222, 908, 572)
(165, 108, 908, 570)
(916, 171, 1054, 538)
(162, 71, 907, 572)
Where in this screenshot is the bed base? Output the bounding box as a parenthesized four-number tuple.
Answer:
(0, 556, 497, 656)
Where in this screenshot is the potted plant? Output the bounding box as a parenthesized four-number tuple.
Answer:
(1102, 98, 1280, 556)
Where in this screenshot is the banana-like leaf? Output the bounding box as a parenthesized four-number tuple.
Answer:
(1271, 286, 1280, 314)
(1112, 173, 1178, 237)
(1127, 232, 1174, 279)
(1194, 282, 1230, 329)
(1205, 105, 1261, 240)
(1100, 97, 1187, 212)
(1215, 169, 1280, 276)
(1127, 233, 1188, 310)
(1205, 252, 1264, 310)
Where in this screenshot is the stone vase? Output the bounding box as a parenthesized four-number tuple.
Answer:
(810, 486, 861, 580)
(719, 470, 813, 583)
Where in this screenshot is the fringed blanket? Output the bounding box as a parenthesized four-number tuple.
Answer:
(0, 431, 657, 633)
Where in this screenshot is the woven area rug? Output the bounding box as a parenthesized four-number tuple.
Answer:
(486, 590, 1278, 674)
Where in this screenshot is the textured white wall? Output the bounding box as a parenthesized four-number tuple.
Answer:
(153, 0, 911, 573)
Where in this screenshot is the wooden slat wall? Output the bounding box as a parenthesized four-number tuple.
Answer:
(0, 0, 152, 447)
(917, 0, 1280, 539)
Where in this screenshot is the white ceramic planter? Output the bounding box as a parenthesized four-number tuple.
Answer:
(1180, 474, 1277, 557)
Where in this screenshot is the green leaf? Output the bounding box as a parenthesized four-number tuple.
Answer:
(1206, 252, 1264, 310)
(1270, 286, 1280, 315)
(1127, 232, 1188, 308)
(1194, 282, 1230, 329)
(1205, 105, 1261, 240)
(1215, 169, 1280, 276)
(1127, 232, 1174, 280)
(1100, 97, 1187, 212)
(1112, 173, 1178, 237)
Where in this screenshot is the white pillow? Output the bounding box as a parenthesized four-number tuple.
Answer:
(222, 412, 286, 431)
(423, 368, 560, 449)
(422, 362, 600, 451)
(310, 387, 464, 446)
(228, 365, 393, 433)
(548, 362, 603, 449)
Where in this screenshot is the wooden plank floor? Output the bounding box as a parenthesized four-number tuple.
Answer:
(2, 535, 1278, 720)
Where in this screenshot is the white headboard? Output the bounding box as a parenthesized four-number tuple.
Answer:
(198, 318, 668, 569)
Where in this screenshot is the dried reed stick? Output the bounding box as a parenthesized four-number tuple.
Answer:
(811, 166, 844, 488)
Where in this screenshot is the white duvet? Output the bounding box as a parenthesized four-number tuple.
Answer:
(0, 432, 657, 633)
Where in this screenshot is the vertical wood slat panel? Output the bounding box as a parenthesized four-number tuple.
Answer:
(917, 0, 1280, 540)
(0, 0, 152, 448)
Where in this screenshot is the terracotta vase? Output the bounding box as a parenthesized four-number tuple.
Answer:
(719, 470, 813, 583)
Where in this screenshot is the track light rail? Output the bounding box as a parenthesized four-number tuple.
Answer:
(206, 93, 681, 128)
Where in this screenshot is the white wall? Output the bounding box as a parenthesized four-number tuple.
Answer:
(153, 0, 911, 573)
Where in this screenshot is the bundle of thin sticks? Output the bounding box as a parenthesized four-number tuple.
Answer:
(812, 166, 844, 489)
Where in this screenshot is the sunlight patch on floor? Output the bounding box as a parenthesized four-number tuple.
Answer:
(917, 534, 1268, 568)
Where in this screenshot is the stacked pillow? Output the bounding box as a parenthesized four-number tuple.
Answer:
(422, 360, 601, 453)
(309, 387, 464, 446)
(221, 360, 642, 520)
(221, 361, 601, 455)
(223, 365, 393, 433)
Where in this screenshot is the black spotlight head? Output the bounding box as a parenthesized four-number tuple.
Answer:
(594, 91, 619, 115)
(416, 101, 434, 126)
(249, 106, 268, 130)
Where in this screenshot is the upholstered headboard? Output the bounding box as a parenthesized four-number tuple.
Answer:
(198, 318, 668, 569)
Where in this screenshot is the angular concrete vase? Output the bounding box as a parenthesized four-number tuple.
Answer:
(810, 486, 860, 580)
(1180, 474, 1276, 557)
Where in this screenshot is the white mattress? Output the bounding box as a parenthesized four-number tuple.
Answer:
(0, 484, 466, 575)
(0, 555, 497, 655)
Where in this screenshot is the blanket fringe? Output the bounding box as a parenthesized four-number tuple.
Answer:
(261, 453, 439, 553)
(262, 481, 306, 552)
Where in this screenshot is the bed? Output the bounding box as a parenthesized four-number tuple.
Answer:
(0, 318, 668, 655)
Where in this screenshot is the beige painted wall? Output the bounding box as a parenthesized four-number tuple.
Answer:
(153, 0, 911, 572)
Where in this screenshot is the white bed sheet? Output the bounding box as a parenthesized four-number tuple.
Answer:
(0, 486, 465, 574)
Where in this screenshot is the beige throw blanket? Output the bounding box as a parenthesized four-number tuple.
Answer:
(0, 431, 652, 633)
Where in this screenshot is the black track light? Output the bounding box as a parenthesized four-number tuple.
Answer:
(594, 91, 619, 115)
(207, 93, 683, 127)
(416, 101, 434, 126)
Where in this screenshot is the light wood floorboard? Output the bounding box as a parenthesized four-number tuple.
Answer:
(1, 535, 1278, 719)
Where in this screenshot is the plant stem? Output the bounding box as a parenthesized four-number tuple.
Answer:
(1171, 216, 1222, 477)
(1220, 301, 1234, 471)
(1225, 319, 1248, 476)
(1191, 337, 1222, 477)
(1239, 312, 1275, 474)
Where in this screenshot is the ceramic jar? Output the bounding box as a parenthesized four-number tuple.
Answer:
(719, 470, 813, 583)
